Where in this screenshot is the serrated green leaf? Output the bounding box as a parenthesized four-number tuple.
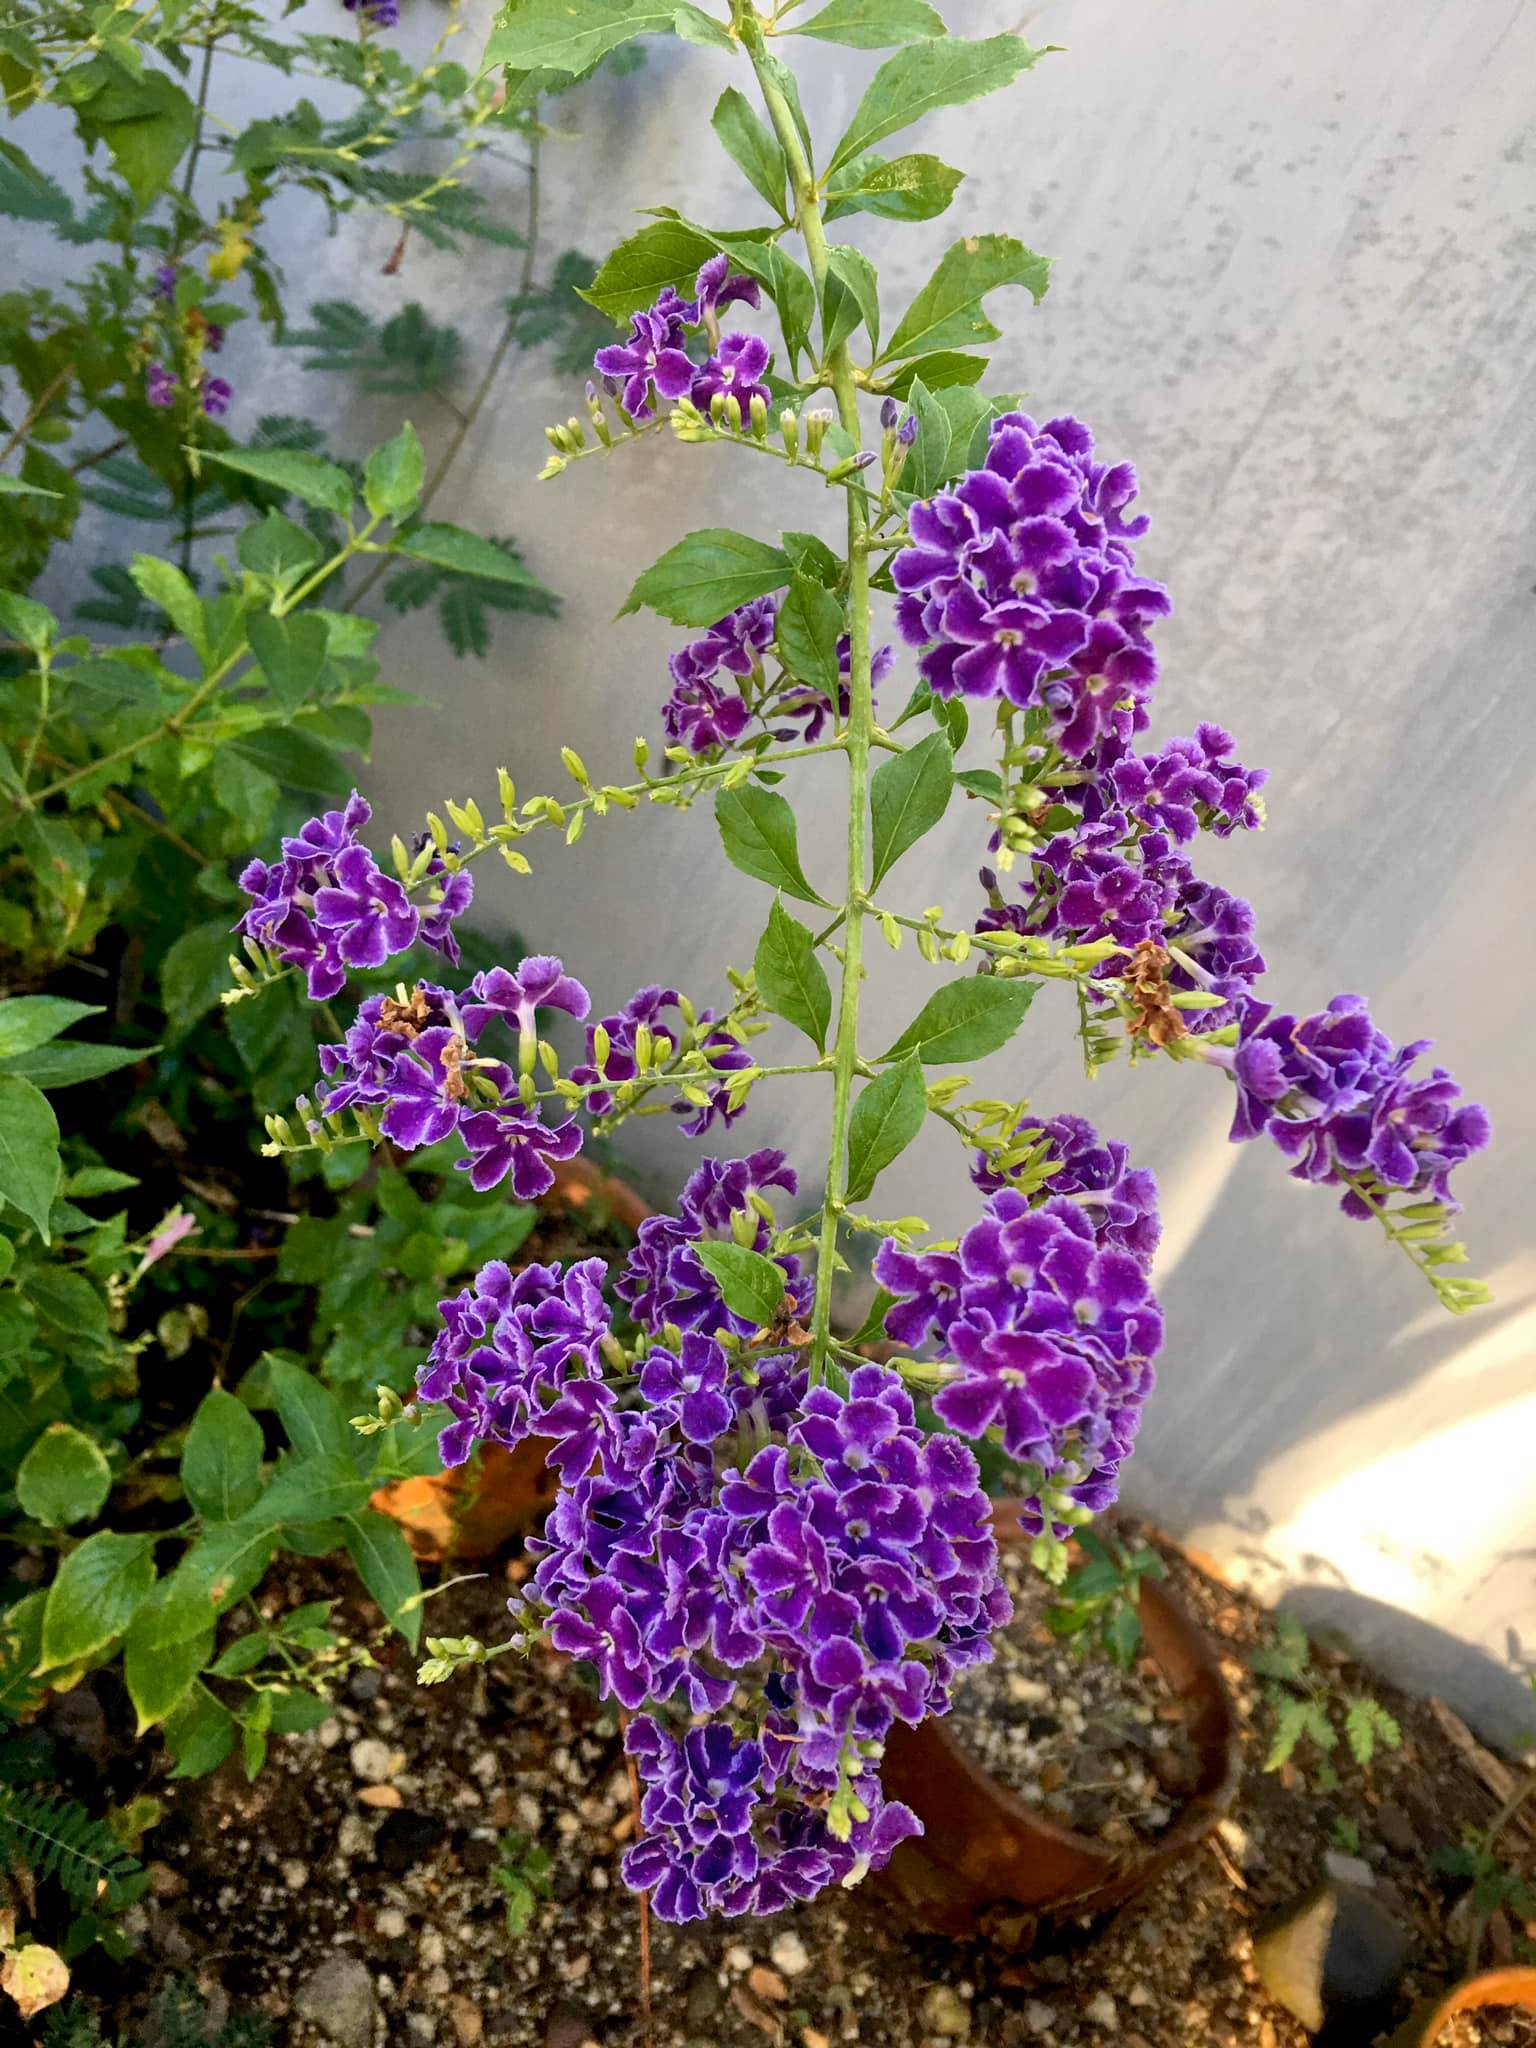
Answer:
(880, 974, 1036, 1065)
(622, 528, 791, 627)
(343, 1510, 422, 1648)
(124, 1596, 211, 1732)
(393, 523, 545, 588)
(823, 243, 881, 355)
(481, 0, 678, 76)
(250, 1453, 374, 1527)
(41, 1531, 157, 1668)
(128, 554, 206, 658)
(199, 445, 354, 521)
(237, 510, 324, 594)
(1263, 1694, 1312, 1772)
(846, 1054, 926, 1201)
(711, 87, 787, 218)
(76, 69, 196, 208)
(754, 898, 832, 1052)
(0, 997, 101, 1059)
(781, 531, 841, 585)
(672, 5, 735, 53)
(0, 1074, 60, 1241)
(828, 35, 1049, 178)
(363, 421, 424, 520)
(877, 349, 986, 398)
(264, 1355, 359, 1464)
(900, 375, 993, 498)
(155, 1519, 276, 1646)
(0, 589, 57, 651)
(881, 233, 1050, 363)
(164, 1688, 235, 1778)
(16, 1423, 111, 1528)
(181, 1388, 265, 1522)
(793, 0, 945, 46)
(774, 570, 843, 695)
(715, 784, 825, 905)
(577, 217, 716, 323)
(693, 1241, 788, 1327)
(870, 730, 953, 885)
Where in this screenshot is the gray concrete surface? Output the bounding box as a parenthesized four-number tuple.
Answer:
(17, 0, 1536, 1735)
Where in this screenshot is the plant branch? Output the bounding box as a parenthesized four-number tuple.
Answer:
(0, 362, 76, 470)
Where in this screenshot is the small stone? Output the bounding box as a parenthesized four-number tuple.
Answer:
(544, 2000, 596, 2048)
(419, 1928, 447, 1969)
(1253, 1882, 1410, 2033)
(1006, 1675, 1051, 1706)
(769, 1931, 811, 1978)
(358, 1784, 404, 1810)
(471, 1749, 499, 1786)
(1127, 1984, 1153, 2007)
(349, 1667, 382, 1703)
(406, 2017, 433, 2045)
(514, 1793, 543, 1835)
(1216, 1818, 1250, 1865)
(1023, 2001, 1057, 2032)
(1322, 1850, 1375, 1891)
(449, 1996, 484, 2045)
(1375, 1803, 1420, 1857)
(922, 1985, 971, 2039)
(725, 1946, 753, 1974)
(294, 1954, 379, 2048)
(425, 1970, 451, 2000)
(337, 1816, 374, 1859)
(685, 1968, 723, 2030)
(748, 1965, 788, 2003)
(1084, 1989, 1118, 2030)
(349, 1737, 396, 1783)
(147, 1862, 184, 1899)
(376, 1809, 448, 1875)
(318, 1718, 344, 1749)
(801, 2033, 832, 2048)
(281, 1859, 308, 1891)
(375, 1907, 408, 1940)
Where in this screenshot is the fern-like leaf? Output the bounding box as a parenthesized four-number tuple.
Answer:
(0, 1783, 143, 1909)
(1344, 1695, 1403, 1766)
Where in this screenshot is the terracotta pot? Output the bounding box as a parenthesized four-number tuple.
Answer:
(369, 1158, 654, 1561)
(879, 1501, 1242, 1935)
(1384, 1967, 1536, 2047)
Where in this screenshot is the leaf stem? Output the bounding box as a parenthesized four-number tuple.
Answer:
(747, 19, 871, 1386)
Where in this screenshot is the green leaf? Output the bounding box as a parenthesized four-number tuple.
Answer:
(181, 1389, 265, 1522)
(754, 899, 832, 1052)
(21, 1267, 108, 1342)
(40, 1531, 156, 1668)
(0, 1040, 153, 1089)
(711, 87, 787, 219)
(880, 974, 1037, 1065)
(363, 421, 424, 520)
(481, 0, 679, 76)
(0, 476, 62, 500)
(124, 1598, 212, 1732)
(343, 1510, 422, 1649)
(823, 244, 881, 355)
(237, 510, 323, 594)
(199, 446, 354, 521)
(845, 1053, 926, 1201)
(250, 1453, 374, 1527)
(954, 767, 1003, 801)
(77, 70, 196, 208)
(828, 35, 1048, 177)
(264, 1356, 356, 1463)
(247, 609, 330, 717)
(0, 589, 56, 650)
(847, 1287, 898, 1346)
(0, 997, 101, 1059)
(0, 1074, 60, 1241)
(161, 919, 239, 1036)
(164, 1689, 235, 1779)
(672, 5, 735, 53)
(774, 570, 843, 696)
(715, 784, 825, 905)
(781, 531, 841, 585)
(64, 1167, 139, 1199)
(693, 1241, 788, 1328)
(156, 1519, 276, 1646)
(881, 233, 1050, 362)
(870, 730, 953, 885)
(877, 349, 986, 397)
(16, 1423, 111, 1528)
(577, 217, 716, 324)
(793, 0, 946, 47)
(900, 376, 993, 497)
(210, 1632, 271, 1678)
(127, 554, 206, 659)
(622, 528, 791, 627)
(393, 523, 545, 588)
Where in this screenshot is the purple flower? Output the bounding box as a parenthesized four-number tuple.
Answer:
(455, 1102, 582, 1198)
(145, 362, 177, 408)
(973, 1111, 1161, 1265)
(420, 866, 473, 963)
(691, 332, 771, 417)
(376, 1026, 477, 1150)
(202, 376, 233, 420)
(570, 984, 685, 1115)
(461, 956, 591, 1044)
(342, 0, 398, 23)
(663, 674, 753, 756)
(153, 264, 178, 301)
(314, 844, 419, 971)
(618, 1151, 805, 1337)
(638, 1333, 736, 1443)
(775, 638, 894, 744)
(595, 305, 695, 422)
(692, 253, 761, 323)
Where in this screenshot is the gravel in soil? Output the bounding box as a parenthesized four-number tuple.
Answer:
(945, 1541, 1198, 1844)
(45, 1524, 1536, 2048)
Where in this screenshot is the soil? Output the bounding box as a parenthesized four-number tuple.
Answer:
(944, 1542, 1200, 1844)
(39, 1519, 1536, 2048)
(1442, 2018, 1536, 2045)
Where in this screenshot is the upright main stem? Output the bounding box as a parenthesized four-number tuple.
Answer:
(748, 25, 874, 1383)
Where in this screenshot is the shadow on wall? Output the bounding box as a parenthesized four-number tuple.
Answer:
(1283, 1584, 1536, 1757)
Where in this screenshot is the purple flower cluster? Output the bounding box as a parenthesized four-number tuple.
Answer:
(569, 983, 752, 1136)
(661, 593, 894, 759)
(876, 1150, 1163, 1534)
(236, 791, 472, 1001)
(343, 0, 399, 25)
(1217, 994, 1491, 1215)
(145, 362, 177, 409)
(891, 412, 1171, 756)
(312, 957, 585, 1197)
(596, 255, 765, 424)
(973, 1111, 1162, 1264)
(617, 1149, 809, 1339)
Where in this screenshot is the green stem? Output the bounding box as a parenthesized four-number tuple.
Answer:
(747, 21, 872, 1384)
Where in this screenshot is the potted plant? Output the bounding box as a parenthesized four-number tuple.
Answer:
(232, 0, 1492, 1939)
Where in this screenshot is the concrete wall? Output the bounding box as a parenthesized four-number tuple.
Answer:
(23, 0, 1536, 1735)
